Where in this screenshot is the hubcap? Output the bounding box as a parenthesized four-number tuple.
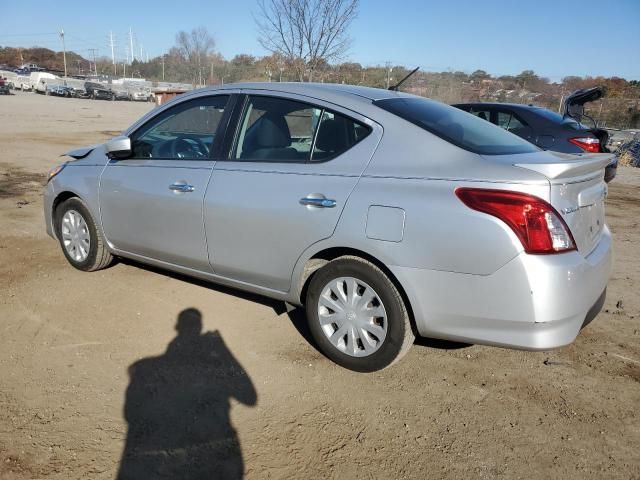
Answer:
(61, 210, 90, 262)
(317, 277, 388, 357)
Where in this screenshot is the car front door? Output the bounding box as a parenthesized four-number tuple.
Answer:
(204, 93, 382, 292)
(99, 94, 231, 272)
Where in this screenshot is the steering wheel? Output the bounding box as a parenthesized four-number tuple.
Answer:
(170, 136, 209, 159)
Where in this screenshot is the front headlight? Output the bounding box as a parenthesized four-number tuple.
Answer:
(47, 163, 66, 183)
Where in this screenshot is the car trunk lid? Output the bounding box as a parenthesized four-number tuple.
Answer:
(513, 151, 612, 255)
(562, 86, 605, 122)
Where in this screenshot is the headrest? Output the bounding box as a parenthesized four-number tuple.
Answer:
(254, 114, 291, 148)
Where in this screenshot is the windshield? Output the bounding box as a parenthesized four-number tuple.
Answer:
(375, 97, 539, 155)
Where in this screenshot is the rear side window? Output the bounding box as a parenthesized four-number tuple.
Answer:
(496, 111, 527, 132)
(375, 97, 539, 155)
(311, 110, 371, 162)
(233, 95, 371, 163)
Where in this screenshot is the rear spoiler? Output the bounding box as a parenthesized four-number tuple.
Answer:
(515, 153, 615, 181)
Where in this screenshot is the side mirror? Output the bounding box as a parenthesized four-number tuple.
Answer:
(105, 136, 132, 160)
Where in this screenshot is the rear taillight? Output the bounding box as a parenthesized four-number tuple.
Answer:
(568, 137, 600, 153)
(455, 188, 576, 254)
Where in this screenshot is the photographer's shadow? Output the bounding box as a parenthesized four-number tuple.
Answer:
(117, 308, 257, 480)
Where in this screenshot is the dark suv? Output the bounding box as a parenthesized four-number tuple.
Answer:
(454, 87, 616, 182)
(84, 82, 114, 101)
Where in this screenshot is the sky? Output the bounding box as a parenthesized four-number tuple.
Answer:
(2, 0, 639, 80)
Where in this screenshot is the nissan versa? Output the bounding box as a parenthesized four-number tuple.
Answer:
(44, 83, 613, 372)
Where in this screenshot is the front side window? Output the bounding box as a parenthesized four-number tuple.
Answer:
(131, 95, 229, 159)
(233, 95, 371, 163)
(375, 97, 539, 155)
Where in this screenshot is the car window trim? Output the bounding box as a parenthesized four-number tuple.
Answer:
(127, 94, 232, 161)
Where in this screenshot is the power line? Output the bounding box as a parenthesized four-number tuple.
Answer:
(0, 32, 58, 38)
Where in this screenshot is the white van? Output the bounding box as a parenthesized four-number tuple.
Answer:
(30, 72, 58, 93)
(14, 75, 32, 91)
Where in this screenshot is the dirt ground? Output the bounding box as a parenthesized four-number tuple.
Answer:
(0, 91, 639, 479)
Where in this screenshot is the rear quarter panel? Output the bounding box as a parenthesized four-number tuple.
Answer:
(288, 123, 551, 302)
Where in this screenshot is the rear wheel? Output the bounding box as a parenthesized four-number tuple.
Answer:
(305, 257, 414, 372)
(55, 198, 113, 272)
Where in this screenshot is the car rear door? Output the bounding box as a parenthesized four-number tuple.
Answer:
(204, 92, 382, 292)
(99, 94, 232, 272)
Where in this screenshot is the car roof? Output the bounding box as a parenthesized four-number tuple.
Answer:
(188, 82, 410, 105)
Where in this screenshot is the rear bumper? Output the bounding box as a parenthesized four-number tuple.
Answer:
(390, 226, 612, 350)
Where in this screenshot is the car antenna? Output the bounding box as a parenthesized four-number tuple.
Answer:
(388, 67, 420, 91)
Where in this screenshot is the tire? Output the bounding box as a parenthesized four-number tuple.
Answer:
(54, 197, 113, 272)
(305, 256, 415, 372)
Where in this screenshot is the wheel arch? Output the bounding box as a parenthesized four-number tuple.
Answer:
(52, 190, 80, 216)
(295, 246, 417, 334)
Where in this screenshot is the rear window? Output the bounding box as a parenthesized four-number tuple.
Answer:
(533, 108, 589, 130)
(375, 97, 539, 155)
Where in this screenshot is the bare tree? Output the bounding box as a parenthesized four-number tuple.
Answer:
(255, 0, 359, 82)
(175, 27, 216, 86)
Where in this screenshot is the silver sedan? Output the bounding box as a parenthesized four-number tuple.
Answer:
(43, 83, 613, 371)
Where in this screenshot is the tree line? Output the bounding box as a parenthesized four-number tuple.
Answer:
(1, 0, 638, 128)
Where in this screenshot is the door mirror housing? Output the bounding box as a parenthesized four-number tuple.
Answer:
(105, 136, 132, 159)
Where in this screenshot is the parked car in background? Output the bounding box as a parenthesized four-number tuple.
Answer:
(84, 82, 114, 100)
(31, 72, 58, 93)
(0, 78, 10, 95)
(454, 87, 616, 182)
(14, 75, 32, 91)
(44, 83, 613, 372)
(47, 85, 74, 97)
(130, 89, 152, 102)
(113, 90, 131, 101)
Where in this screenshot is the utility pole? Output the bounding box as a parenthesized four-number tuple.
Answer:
(129, 27, 134, 63)
(60, 29, 67, 78)
(109, 31, 116, 75)
(162, 55, 165, 81)
(88, 48, 98, 76)
(385, 62, 393, 89)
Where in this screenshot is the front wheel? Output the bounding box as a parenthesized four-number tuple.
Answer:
(54, 197, 113, 272)
(305, 257, 415, 372)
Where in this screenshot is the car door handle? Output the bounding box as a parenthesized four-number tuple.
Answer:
(169, 183, 195, 193)
(299, 196, 336, 208)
